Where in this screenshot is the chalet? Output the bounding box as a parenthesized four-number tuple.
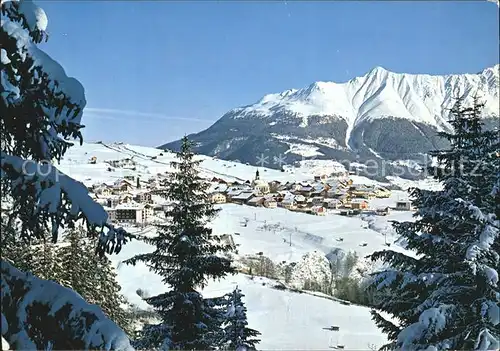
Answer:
(374, 186, 391, 198)
(281, 198, 297, 210)
(209, 183, 228, 193)
(119, 193, 134, 204)
(311, 196, 325, 206)
(324, 198, 342, 209)
(226, 188, 243, 200)
(94, 184, 112, 197)
(349, 198, 369, 210)
(327, 187, 346, 199)
(231, 192, 255, 205)
(295, 194, 307, 204)
(311, 206, 326, 216)
(107, 196, 120, 208)
(264, 198, 278, 208)
(310, 187, 328, 198)
(296, 185, 313, 197)
(134, 191, 152, 204)
(210, 193, 227, 204)
(338, 179, 353, 189)
(395, 200, 412, 211)
(248, 197, 265, 207)
(349, 184, 376, 199)
(114, 179, 134, 193)
(269, 180, 282, 190)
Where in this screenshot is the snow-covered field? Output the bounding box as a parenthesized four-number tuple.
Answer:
(57, 141, 427, 350)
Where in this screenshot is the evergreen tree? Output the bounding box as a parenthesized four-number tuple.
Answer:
(125, 136, 235, 350)
(29, 240, 62, 281)
(1, 0, 127, 254)
(59, 227, 95, 295)
(1, 0, 128, 346)
(0, 216, 33, 272)
(368, 97, 499, 350)
(59, 227, 134, 335)
(220, 287, 261, 350)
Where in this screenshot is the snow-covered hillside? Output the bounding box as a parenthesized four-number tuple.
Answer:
(56, 141, 425, 349)
(59, 141, 380, 187)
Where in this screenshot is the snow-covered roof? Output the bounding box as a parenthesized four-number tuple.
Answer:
(350, 198, 368, 203)
(232, 192, 254, 200)
(115, 202, 144, 210)
(248, 197, 264, 203)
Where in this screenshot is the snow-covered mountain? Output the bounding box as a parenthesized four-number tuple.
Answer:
(162, 65, 499, 179)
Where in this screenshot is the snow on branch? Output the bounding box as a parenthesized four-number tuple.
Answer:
(1, 152, 133, 254)
(1, 260, 135, 350)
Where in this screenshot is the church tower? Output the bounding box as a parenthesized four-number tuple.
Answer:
(255, 169, 260, 180)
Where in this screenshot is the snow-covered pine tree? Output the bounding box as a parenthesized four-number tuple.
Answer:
(220, 287, 261, 350)
(1, 260, 134, 350)
(93, 253, 135, 336)
(59, 227, 134, 335)
(368, 97, 499, 350)
(1, 1, 132, 345)
(29, 239, 62, 281)
(125, 136, 235, 350)
(0, 216, 34, 272)
(59, 227, 96, 296)
(1, 0, 128, 254)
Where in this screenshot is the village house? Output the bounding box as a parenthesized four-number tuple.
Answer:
(209, 183, 229, 194)
(119, 193, 135, 204)
(231, 192, 255, 205)
(311, 196, 325, 206)
(294, 194, 307, 204)
(349, 198, 369, 210)
(395, 200, 412, 211)
(263, 198, 278, 208)
(106, 195, 120, 208)
(374, 186, 391, 198)
(349, 184, 376, 199)
(113, 179, 134, 193)
(226, 188, 243, 200)
(210, 192, 227, 204)
(134, 191, 152, 204)
(311, 205, 326, 216)
(296, 185, 313, 197)
(248, 197, 265, 207)
(280, 197, 297, 210)
(93, 183, 113, 197)
(324, 198, 342, 209)
(310, 185, 328, 198)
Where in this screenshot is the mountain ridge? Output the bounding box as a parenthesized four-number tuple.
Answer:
(161, 64, 499, 180)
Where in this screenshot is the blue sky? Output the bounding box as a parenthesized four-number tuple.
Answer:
(39, 0, 499, 146)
